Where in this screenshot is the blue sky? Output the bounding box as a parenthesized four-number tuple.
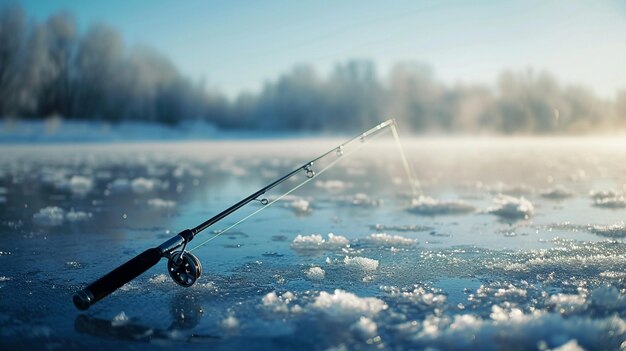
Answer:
(14, 0, 626, 98)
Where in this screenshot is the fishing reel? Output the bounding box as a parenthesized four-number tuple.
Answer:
(167, 251, 202, 288)
(167, 250, 202, 287)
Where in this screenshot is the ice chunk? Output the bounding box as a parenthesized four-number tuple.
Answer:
(66, 209, 91, 222)
(305, 267, 325, 281)
(292, 233, 349, 250)
(344, 256, 379, 271)
(33, 206, 65, 226)
(365, 233, 416, 246)
(407, 196, 475, 216)
(147, 198, 176, 209)
(487, 195, 533, 220)
(311, 289, 387, 319)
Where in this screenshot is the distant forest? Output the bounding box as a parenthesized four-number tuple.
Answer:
(1, 5, 625, 134)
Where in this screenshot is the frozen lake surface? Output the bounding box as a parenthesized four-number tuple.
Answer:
(2, 137, 626, 350)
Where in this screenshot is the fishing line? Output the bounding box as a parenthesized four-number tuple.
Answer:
(391, 123, 422, 197)
(189, 127, 390, 251)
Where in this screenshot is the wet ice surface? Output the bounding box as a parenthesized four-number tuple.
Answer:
(2, 138, 626, 350)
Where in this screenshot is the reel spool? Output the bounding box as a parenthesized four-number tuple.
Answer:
(167, 251, 202, 287)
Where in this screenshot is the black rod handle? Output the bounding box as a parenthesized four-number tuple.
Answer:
(73, 248, 163, 310)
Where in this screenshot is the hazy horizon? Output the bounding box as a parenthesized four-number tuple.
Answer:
(2, 1, 625, 136)
(15, 0, 626, 99)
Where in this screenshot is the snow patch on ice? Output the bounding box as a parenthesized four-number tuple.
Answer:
(414, 306, 626, 351)
(221, 315, 239, 330)
(365, 233, 416, 246)
(351, 316, 378, 337)
(131, 177, 160, 194)
(315, 180, 350, 192)
(290, 198, 311, 214)
(292, 233, 349, 250)
(147, 198, 176, 209)
(487, 195, 534, 220)
(590, 190, 626, 208)
(310, 289, 387, 319)
(261, 291, 299, 313)
(407, 196, 475, 216)
(149, 274, 169, 284)
(589, 222, 626, 238)
(540, 185, 574, 200)
(68, 175, 93, 196)
(111, 311, 129, 327)
(381, 285, 447, 306)
(343, 193, 383, 207)
(33, 206, 65, 226)
(66, 209, 91, 222)
(343, 256, 379, 271)
(305, 266, 325, 281)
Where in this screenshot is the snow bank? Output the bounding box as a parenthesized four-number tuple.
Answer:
(344, 256, 379, 271)
(487, 195, 534, 220)
(33, 206, 65, 226)
(365, 233, 416, 246)
(291, 233, 349, 250)
(407, 196, 475, 216)
(310, 289, 387, 319)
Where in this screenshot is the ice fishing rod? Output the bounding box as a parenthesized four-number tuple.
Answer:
(73, 119, 418, 310)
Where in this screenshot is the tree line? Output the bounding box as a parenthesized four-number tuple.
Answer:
(1, 5, 625, 133)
